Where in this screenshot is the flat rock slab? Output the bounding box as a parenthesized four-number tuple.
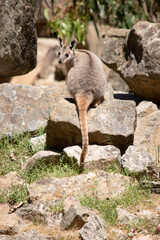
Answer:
(16, 202, 59, 227)
(28, 171, 131, 202)
(46, 98, 136, 153)
(0, 83, 68, 137)
(63, 145, 121, 170)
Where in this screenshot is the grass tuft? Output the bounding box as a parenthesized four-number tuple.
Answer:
(124, 218, 159, 234)
(0, 133, 33, 175)
(80, 184, 151, 226)
(0, 184, 28, 205)
(50, 199, 64, 214)
(22, 157, 80, 184)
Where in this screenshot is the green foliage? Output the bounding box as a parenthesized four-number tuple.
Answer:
(43, 0, 160, 44)
(0, 184, 28, 205)
(0, 133, 33, 175)
(50, 199, 64, 214)
(105, 159, 121, 173)
(124, 217, 159, 234)
(44, 1, 87, 44)
(0, 126, 48, 176)
(80, 184, 151, 226)
(34, 124, 46, 137)
(0, 130, 80, 187)
(23, 157, 80, 184)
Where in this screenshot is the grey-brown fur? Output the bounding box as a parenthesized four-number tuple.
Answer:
(58, 37, 106, 171)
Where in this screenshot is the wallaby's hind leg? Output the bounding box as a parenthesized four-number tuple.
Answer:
(91, 96, 105, 108)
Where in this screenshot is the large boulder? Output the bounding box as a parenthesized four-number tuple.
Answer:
(101, 21, 160, 103)
(0, 83, 68, 137)
(0, 0, 37, 77)
(46, 97, 136, 153)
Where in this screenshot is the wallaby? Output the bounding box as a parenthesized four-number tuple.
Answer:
(58, 36, 107, 171)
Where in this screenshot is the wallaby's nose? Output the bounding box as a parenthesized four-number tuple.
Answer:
(58, 59, 62, 64)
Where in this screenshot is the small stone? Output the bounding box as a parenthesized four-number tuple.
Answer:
(63, 196, 81, 214)
(128, 232, 135, 237)
(60, 205, 95, 230)
(9, 201, 24, 214)
(79, 213, 107, 240)
(156, 206, 160, 213)
(120, 146, 158, 178)
(119, 236, 127, 240)
(132, 234, 153, 240)
(63, 145, 121, 170)
(116, 207, 139, 224)
(30, 134, 46, 151)
(111, 228, 127, 240)
(139, 230, 149, 234)
(136, 101, 158, 117)
(22, 150, 60, 171)
(138, 210, 152, 219)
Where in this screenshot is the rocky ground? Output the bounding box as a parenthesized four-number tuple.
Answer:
(0, 81, 160, 240)
(0, 14, 160, 240)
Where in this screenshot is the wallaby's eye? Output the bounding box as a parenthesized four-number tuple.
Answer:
(65, 54, 69, 58)
(58, 52, 60, 57)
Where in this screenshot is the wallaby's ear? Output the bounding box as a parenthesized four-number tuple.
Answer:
(70, 38, 77, 50)
(58, 36, 63, 47)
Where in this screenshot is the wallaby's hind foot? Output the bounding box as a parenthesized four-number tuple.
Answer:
(79, 163, 84, 173)
(91, 96, 105, 108)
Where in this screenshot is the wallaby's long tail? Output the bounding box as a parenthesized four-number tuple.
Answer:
(76, 94, 92, 171)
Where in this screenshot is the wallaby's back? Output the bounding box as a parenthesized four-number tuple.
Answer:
(66, 49, 106, 101)
(58, 37, 106, 171)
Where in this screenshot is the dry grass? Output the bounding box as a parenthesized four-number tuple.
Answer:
(25, 224, 80, 240)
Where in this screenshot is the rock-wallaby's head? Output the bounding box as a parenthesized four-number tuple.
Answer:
(58, 36, 77, 64)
